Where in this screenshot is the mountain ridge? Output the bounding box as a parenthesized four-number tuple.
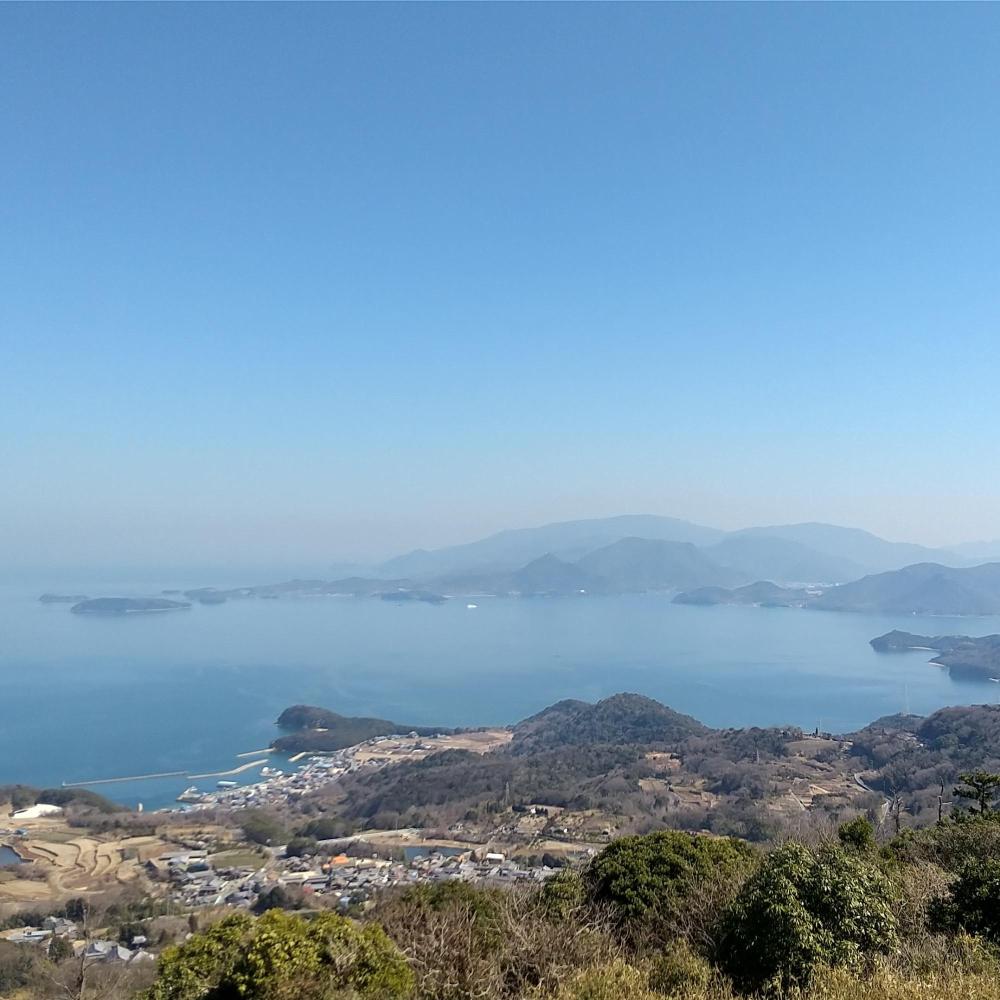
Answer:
(373, 515, 966, 585)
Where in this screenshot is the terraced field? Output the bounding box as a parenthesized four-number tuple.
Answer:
(2, 830, 168, 909)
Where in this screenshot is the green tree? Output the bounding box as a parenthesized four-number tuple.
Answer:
(583, 830, 755, 948)
(539, 869, 586, 920)
(284, 836, 318, 858)
(48, 935, 74, 963)
(718, 842, 898, 995)
(955, 771, 1000, 815)
(241, 810, 290, 846)
(142, 909, 412, 1000)
(942, 858, 1000, 941)
(838, 815, 876, 852)
(253, 884, 305, 915)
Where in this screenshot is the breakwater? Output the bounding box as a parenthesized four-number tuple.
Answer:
(187, 759, 269, 780)
(63, 770, 188, 787)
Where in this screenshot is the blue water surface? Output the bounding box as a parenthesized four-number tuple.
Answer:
(1, 579, 996, 808)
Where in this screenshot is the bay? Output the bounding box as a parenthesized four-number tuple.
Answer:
(1, 580, 997, 809)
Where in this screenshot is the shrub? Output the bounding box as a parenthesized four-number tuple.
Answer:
(718, 842, 898, 995)
(284, 836, 318, 858)
(241, 810, 290, 846)
(142, 909, 412, 1000)
(584, 830, 756, 950)
(839, 816, 876, 853)
(807, 963, 1000, 1000)
(647, 939, 712, 998)
(0, 940, 49, 995)
(373, 882, 613, 1000)
(297, 816, 355, 840)
(539, 869, 586, 920)
(942, 857, 1000, 941)
(550, 959, 660, 1000)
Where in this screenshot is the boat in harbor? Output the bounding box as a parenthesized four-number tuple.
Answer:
(216, 780, 238, 789)
(176, 786, 204, 803)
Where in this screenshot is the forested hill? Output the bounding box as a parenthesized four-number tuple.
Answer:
(323, 694, 1000, 836)
(272, 706, 451, 753)
(812, 562, 1000, 614)
(871, 630, 1000, 680)
(510, 693, 707, 752)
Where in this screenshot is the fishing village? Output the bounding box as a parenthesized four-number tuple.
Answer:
(1, 723, 571, 972)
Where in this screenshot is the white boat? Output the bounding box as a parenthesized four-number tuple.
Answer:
(466, 603, 478, 609)
(176, 786, 203, 803)
(217, 780, 238, 789)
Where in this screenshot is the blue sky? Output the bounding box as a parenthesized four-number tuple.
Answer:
(3, 4, 1000, 570)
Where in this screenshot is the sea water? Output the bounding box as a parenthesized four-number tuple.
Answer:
(1, 579, 997, 808)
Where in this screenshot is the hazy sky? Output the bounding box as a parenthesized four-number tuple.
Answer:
(3, 4, 1000, 571)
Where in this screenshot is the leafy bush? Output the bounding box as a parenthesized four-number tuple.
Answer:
(284, 836, 318, 858)
(839, 816, 876, 853)
(647, 940, 712, 998)
(297, 816, 354, 840)
(241, 809, 290, 846)
(584, 830, 756, 949)
(549, 959, 660, 1000)
(142, 909, 412, 1000)
(539, 869, 586, 920)
(718, 842, 898, 995)
(941, 857, 1000, 941)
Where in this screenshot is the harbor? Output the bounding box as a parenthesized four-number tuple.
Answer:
(60, 755, 289, 805)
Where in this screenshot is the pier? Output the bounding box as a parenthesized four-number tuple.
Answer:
(62, 770, 187, 787)
(64, 758, 270, 787)
(187, 759, 269, 780)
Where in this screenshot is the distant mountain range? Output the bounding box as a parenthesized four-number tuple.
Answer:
(675, 562, 1000, 617)
(378, 515, 728, 579)
(46, 515, 1000, 618)
(951, 540, 1000, 562)
(375, 515, 965, 585)
(811, 563, 1000, 615)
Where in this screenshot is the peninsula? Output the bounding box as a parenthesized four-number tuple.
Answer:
(272, 705, 456, 753)
(870, 629, 1000, 681)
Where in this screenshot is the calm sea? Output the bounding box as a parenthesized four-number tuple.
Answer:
(1, 578, 997, 809)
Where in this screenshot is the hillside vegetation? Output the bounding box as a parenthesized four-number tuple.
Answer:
(273, 706, 452, 753)
(22, 813, 1000, 1000)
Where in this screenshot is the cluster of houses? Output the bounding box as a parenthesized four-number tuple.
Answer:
(0, 915, 155, 966)
(267, 846, 560, 909)
(152, 842, 560, 911)
(179, 755, 349, 813)
(150, 849, 264, 909)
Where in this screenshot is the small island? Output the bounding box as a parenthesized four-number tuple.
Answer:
(870, 630, 1000, 681)
(70, 597, 192, 615)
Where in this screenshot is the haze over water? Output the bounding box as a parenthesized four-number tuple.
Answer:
(2, 581, 996, 809)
